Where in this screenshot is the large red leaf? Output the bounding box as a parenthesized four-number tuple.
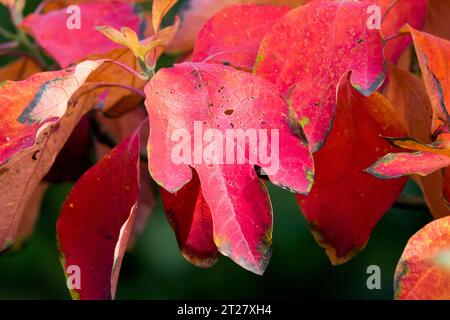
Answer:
(57, 131, 140, 300)
(160, 171, 219, 268)
(395, 216, 450, 299)
(381, 0, 428, 64)
(255, 0, 385, 152)
(0, 61, 103, 251)
(296, 77, 407, 264)
(192, 4, 290, 70)
(21, 1, 144, 68)
(146, 62, 313, 274)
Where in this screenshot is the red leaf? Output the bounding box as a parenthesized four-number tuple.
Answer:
(145, 62, 313, 274)
(381, 0, 428, 64)
(296, 77, 407, 264)
(57, 131, 140, 300)
(161, 170, 219, 268)
(395, 216, 450, 300)
(255, 0, 385, 152)
(192, 4, 290, 70)
(21, 1, 144, 68)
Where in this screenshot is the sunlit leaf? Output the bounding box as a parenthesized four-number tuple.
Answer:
(255, 0, 385, 152)
(395, 216, 450, 300)
(192, 4, 289, 70)
(145, 62, 313, 274)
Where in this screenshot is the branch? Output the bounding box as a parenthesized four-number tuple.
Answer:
(393, 195, 429, 212)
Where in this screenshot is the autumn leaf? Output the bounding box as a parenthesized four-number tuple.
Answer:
(152, 0, 178, 33)
(0, 57, 42, 81)
(161, 170, 219, 268)
(12, 183, 48, 251)
(406, 26, 450, 130)
(85, 48, 146, 116)
(167, 0, 306, 54)
(94, 107, 155, 246)
(44, 116, 93, 183)
(425, 0, 450, 40)
(395, 215, 450, 299)
(366, 135, 450, 179)
(57, 131, 140, 300)
(384, 63, 450, 218)
(0, 60, 103, 251)
(255, 0, 385, 152)
(381, 0, 428, 64)
(146, 62, 313, 274)
(21, 1, 145, 68)
(191, 4, 289, 70)
(296, 77, 407, 265)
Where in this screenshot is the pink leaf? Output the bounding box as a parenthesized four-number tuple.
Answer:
(21, 1, 144, 68)
(145, 62, 313, 274)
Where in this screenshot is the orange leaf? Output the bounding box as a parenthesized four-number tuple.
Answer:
(395, 216, 450, 300)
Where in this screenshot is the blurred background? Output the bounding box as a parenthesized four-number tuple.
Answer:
(0, 181, 431, 299)
(0, 0, 432, 299)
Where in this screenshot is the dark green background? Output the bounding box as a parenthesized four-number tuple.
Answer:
(0, 1, 432, 299)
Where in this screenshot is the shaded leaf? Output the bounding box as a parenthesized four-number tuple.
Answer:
(161, 170, 219, 268)
(11, 182, 48, 251)
(384, 63, 449, 218)
(296, 77, 407, 264)
(146, 62, 313, 274)
(95, 107, 155, 244)
(152, 0, 178, 33)
(192, 4, 289, 70)
(255, 0, 385, 152)
(0, 57, 42, 81)
(57, 131, 140, 300)
(425, 0, 450, 40)
(395, 216, 450, 299)
(44, 115, 93, 182)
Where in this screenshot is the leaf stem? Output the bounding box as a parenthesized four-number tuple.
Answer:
(0, 26, 16, 40)
(104, 59, 149, 81)
(86, 82, 146, 98)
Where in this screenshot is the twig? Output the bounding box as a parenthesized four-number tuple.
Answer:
(103, 59, 149, 81)
(393, 195, 429, 212)
(86, 82, 146, 98)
